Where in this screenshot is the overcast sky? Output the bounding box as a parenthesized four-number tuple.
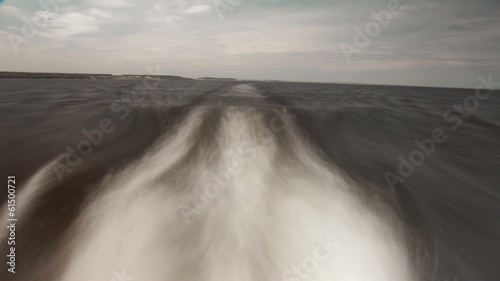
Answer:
(0, 0, 499, 88)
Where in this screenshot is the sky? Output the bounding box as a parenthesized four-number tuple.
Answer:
(0, 0, 499, 88)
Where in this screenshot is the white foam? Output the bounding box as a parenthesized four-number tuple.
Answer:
(221, 84, 263, 97)
(56, 106, 415, 281)
(0, 156, 61, 236)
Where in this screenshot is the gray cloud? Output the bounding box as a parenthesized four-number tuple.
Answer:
(0, 0, 498, 88)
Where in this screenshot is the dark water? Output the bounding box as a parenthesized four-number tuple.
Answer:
(0, 78, 499, 281)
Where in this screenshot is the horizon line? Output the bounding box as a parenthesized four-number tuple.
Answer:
(0, 70, 486, 91)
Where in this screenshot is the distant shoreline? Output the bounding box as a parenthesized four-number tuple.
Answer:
(0, 71, 487, 90)
(0, 71, 196, 80)
(0, 71, 247, 81)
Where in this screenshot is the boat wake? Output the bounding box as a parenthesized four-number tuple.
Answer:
(2, 84, 418, 281)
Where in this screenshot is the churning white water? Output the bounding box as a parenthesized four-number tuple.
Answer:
(4, 85, 416, 281)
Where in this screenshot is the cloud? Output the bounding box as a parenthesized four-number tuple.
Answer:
(35, 8, 118, 39)
(0, 0, 499, 88)
(86, 0, 133, 8)
(183, 4, 212, 14)
(41, 12, 101, 38)
(0, 4, 27, 19)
